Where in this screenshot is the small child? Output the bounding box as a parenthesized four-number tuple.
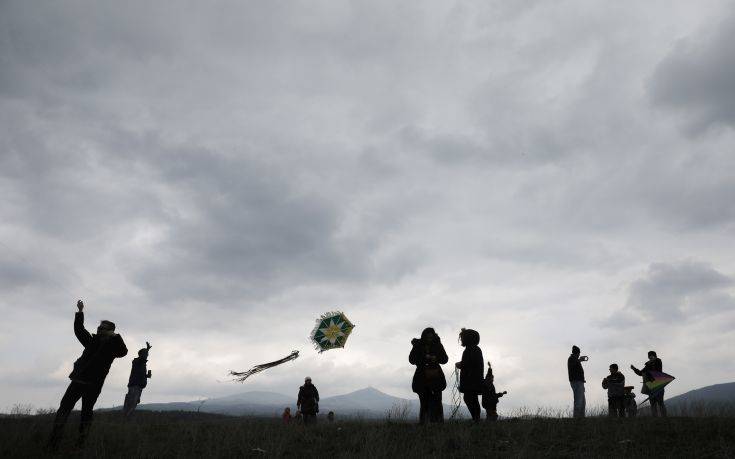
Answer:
(282, 407, 292, 423)
(481, 362, 507, 421)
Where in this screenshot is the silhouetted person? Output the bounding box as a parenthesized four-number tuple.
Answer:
(631, 350, 667, 417)
(282, 407, 292, 424)
(123, 341, 152, 417)
(567, 345, 588, 418)
(455, 328, 484, 422)
(327, 411, 335, 422)
(481, 363, 507, 421)
(409, 327, 449, 424)
(297, 377, 319, 425)
(602, 363, 625, 417)
(48, 300, 127, 451)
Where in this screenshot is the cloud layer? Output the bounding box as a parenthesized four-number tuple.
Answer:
(1, 1, 734, 412)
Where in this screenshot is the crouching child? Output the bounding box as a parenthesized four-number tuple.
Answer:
(481, 363, 507, 421)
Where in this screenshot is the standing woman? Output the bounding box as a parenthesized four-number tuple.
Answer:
(456, 328, 484, 421)
(409, 327, 449, 423)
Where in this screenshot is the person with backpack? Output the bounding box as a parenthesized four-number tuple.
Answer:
(631, 350, 667, 417)
(297, 377, 320, 425)
(409, 327, 449, 423)
(123, 341, 152, 417)
(481, 362, 507, 421)
(47, 300, 128, 451)
(455, 328, 484, 422)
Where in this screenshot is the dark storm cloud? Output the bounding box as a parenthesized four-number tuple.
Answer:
(649, 11, 735, 133)
(606, 261, 734, 326)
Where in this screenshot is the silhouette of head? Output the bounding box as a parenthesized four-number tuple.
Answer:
(460, 328, 480, 347)
(138, 348, 148, 357)
(421, 327, 437, 343)
(609, 363, 618, 373)
(305, 376, 312, 385)
(97, 320, 115, 336)
(572, 345, 580, 355)
(648, 350, 657, 360)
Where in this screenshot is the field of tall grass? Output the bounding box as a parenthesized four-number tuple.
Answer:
(1, 406, 733, 458)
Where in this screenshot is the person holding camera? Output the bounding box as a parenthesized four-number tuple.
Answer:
(47, 300, 128, 451)
(409, 327, 449, 424)
(567, 345, 588, 418)
(123, 341, 153, 417)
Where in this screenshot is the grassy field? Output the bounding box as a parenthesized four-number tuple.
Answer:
(1, 410, 734, 458)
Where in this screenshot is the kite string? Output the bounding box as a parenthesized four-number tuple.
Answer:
(449, 368, 462, 420)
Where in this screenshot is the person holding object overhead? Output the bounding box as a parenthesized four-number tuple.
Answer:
(567, 345, 588, 418)
(123, 341, 152, 417)
(631, 350, 667, 417)
(455, 328, 484, 422)
(47, 300, 128, 451)
(602, 363, 626, 417)
(409, 327, 449, 423)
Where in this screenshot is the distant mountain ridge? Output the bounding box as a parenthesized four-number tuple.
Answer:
(664, 382, 735, 407)
(132, 387, 460, 419)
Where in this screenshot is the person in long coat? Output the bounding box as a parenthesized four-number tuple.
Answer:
(455, 328, 484, 421)
(409, 327, 449, 423)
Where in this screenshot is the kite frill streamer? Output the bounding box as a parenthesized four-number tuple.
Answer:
(229, 350, 300, 383)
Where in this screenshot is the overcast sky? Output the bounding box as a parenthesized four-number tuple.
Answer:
(1, 0, 734, 414)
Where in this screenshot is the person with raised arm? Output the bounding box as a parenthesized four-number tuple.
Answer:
(48, 300, 127, 451)
(567, 345, 588, 418)
(123, 341, 152, 417)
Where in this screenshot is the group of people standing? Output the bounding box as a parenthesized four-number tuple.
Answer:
(409, 327, 506, 423)
(568, 346, 667, 418)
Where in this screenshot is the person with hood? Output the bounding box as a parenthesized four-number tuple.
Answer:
(631, 350, 667, 417)
(602, 363, 626, 417)
(567, 345, 588, 418)
(481, 363, 507, 421)
(123, 341, 152, 417)
(409, 327, 449, 423)
(455, 328, 484, 421)
(297, 376, 320, 425)
(47, 300, 128, 451)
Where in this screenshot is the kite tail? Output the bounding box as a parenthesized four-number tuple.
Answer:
(229, 350, 300, 383)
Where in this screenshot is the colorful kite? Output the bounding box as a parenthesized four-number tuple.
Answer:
(310, 311, 355, 352)
(229, 350, 300, 382)
(644, 371, 675, 394)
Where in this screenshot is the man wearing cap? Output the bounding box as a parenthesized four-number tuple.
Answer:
(567, 345, 588, 418)
(297, 377, 320, 425)
(48, 300, 128, 450)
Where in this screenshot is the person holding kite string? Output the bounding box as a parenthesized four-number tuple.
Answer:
(123, 341, 152, 417)
(48, 300, 128, 451)
(482, 362, 507, 421)
(409, 327, 449, 423)
(455, 328, 485, 422)
(631, 350, 667, 417)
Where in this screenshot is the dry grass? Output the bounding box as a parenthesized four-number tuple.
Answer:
(1, 408, 733, 458)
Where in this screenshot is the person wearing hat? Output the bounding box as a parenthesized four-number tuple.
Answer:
(567, 345, 588, 418)
(48, 300, 128, 451)
(297, 376, 320, 425)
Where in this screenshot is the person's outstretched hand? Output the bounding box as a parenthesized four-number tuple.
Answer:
(77, 300, 84, 311)
(146, 341, 152, 350)
(630, 365, 636, 371)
